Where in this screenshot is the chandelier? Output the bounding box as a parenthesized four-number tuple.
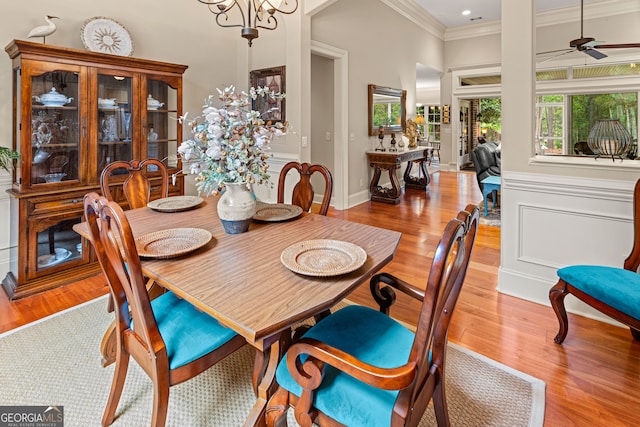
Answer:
(197, 0, 299, 47)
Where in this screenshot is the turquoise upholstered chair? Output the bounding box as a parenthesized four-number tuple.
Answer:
(266, 205, 479, 427)
(549, 179, 640, 343)
(83, 193, 246, 427)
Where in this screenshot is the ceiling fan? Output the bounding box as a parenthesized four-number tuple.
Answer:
(538, 0, 640, 61)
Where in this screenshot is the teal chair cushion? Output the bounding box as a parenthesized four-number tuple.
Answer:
(558, 265, 640, 320)
(276, 305, 415, 427)
(149, 291, 239, 370)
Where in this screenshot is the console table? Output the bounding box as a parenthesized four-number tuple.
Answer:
(366, 147, 430, 204)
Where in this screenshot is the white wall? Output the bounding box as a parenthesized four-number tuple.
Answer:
(310, 0, 444, 202)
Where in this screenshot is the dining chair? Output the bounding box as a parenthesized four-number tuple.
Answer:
(277, 162, 333, 215)
(99, 158, 170, 367)
(266, 204, 479, 427)
(83, 192, 246, 427)
(549, 178, 640, 343)
(100, 158, 169, 209)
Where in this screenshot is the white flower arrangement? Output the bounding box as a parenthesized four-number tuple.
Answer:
(178, 85, 287, 196)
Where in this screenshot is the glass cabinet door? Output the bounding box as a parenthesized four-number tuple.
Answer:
(29, 70, 80, 185)
(146, 78, 179, 169)
(30, 213, 85, 276)
(97, 73, 133, 175)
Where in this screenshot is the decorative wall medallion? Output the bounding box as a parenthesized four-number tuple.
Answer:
(81, 17, 134, 56)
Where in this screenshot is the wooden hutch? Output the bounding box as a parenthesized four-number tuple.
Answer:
(2, 40, 187, 299)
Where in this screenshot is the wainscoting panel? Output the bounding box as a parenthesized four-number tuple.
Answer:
(498, 172, 636, 326)
(518, 204, 631, 269)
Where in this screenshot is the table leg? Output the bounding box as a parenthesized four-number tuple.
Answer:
(404, 159, 430, 190)
(369, 163, 402, 204)
(245, 329, 291, 427)
(483, 190, 489, 217)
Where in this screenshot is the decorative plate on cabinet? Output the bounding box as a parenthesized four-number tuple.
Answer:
(81, 17, 134, 57)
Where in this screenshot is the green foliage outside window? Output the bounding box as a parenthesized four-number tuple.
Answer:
(373, 102, 401, 127)
(479, 98, 502, 137)
(571, 93, 638, 146)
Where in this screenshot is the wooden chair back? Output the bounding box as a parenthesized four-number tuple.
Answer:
(84, 193, 163, 362)
(404, 204, 478, 425)
(277, 162, 333, 215)
(84, 192, 246, 426)
(271, 204, 479, 426)
(100, 159, 168, 209)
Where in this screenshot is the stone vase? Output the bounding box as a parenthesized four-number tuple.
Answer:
(217, 182, 256, 234)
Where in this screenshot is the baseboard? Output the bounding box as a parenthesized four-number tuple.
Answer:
(498, 265, 625, 328)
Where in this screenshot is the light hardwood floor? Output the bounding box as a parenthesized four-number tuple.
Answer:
(1, 170, 638, 426)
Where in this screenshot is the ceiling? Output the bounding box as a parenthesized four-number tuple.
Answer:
(415, 0, 600, 29)
(414, 0, 611, 90)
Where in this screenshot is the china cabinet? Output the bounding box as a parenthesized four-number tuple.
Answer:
(2, 40, 187, 299)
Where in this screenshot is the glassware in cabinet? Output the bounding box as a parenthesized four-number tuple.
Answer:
(29, 70, 80, 186)
(97, 73, 133, 174)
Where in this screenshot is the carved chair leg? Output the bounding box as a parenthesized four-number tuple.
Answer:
(266, 387, 290, 427)
(631, 327, 640, 341)
(102, 349, 130, 426)
(549, 280, 570, 344)
(150, 379, 170, 427)
(100, 321, 117, 367)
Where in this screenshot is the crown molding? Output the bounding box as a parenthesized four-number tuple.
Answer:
(380, 0, 445, 40)
(444, 0, 640, 42)
(305, 0, 340, 17)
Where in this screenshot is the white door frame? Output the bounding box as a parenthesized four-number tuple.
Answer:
(310, 41, 348, 210)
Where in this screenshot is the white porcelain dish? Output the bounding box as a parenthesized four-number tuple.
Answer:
(81, 17, 134, 57)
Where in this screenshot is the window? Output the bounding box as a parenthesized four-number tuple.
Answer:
(536, 95, 564, 154)
(417, 105, 441, 141)
(535, 92, 638, 157)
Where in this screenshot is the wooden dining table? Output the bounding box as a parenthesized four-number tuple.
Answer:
(74, 197, 402, 426)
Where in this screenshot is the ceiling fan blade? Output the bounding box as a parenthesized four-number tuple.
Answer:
(537, 49, 576, 64)
(584, 48, 607, 60)
(595, 43, 640, 49)
(537, 48, 574, 56)
(583, 40, 606, 48)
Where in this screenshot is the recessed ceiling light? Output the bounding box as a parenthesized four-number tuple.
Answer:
(462, 10, 471, 16)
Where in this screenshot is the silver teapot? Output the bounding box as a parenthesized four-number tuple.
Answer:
(33, 87, 73, 107)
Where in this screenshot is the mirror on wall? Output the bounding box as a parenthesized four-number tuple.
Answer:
(368, 84, 407, 136)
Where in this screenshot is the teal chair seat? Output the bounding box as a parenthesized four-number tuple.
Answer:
(276, 305, 415, 427)
(149, 291, 239, 370)
(557, 265, 640, 321)
(549, 179, 640, 344)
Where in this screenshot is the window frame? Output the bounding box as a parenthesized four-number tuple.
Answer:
(451, 61, 640, 169)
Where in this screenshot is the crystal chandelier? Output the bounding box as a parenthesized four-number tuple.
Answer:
(197, 0, 299, 47)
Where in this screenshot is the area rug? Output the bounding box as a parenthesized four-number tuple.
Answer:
(479, 199, 501, 227)
(0, 296, 544, 426)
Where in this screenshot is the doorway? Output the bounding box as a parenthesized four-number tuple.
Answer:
(459, 100, 472, 167)
(310, 41, 348, 210)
